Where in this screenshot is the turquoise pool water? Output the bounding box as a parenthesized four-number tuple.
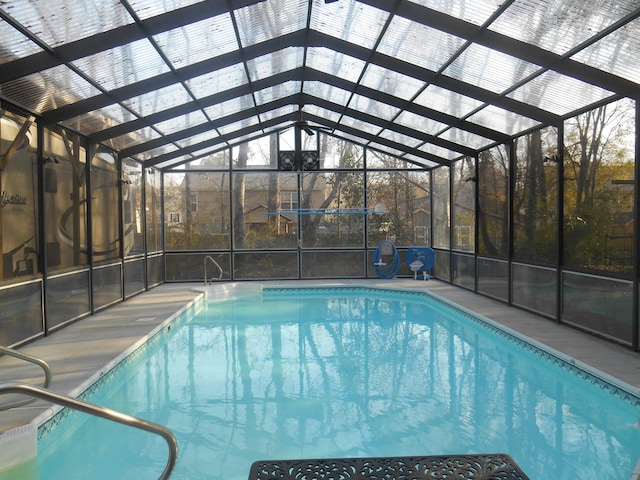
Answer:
(37, 287, 640, 479)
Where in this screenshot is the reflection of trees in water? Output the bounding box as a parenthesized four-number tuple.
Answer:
(164, 295, 636, 479)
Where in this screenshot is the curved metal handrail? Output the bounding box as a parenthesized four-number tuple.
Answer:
(0, 345, 52, 411)
(204, 255, 223, 285)
(0, 382, 178, 480)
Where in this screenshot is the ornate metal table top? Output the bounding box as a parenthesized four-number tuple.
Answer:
(248, 453, 529, 480)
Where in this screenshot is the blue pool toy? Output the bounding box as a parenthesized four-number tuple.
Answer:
(406, 247, 434, 280)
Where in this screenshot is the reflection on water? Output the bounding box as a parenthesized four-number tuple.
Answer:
(38, 290, 640, 480)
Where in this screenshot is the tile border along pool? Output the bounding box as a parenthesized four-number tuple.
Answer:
(2, 279, 640, 437)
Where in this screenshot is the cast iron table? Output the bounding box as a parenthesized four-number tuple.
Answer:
(248, 453, 529, 479)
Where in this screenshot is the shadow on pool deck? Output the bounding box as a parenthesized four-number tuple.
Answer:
(1, 279, 640, 434)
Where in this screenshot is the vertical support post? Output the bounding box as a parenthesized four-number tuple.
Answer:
(632, 101, 640, 351)
(507, 140, 515, 306)
(556, 123, 565, 325)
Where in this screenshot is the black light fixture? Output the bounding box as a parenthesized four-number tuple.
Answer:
(43, 155, 59, 164)
(543, 154, 561, 163)
(118, 178, 133, 186)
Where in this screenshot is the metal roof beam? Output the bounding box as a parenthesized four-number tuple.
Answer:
(90, 68, 305, 142)
(300, 112, 451, 167)
(143, 116, 286, 167)
(299, 93, 477, 157)
(309, 31, 561, 126)
(0, 0, 266, 84)
(40, 30, 306, 124)
(363, 0, 640, 99)
(119, 95, 299, 157)
(144, 110, 449, 168)
(304, 69, 511, 144)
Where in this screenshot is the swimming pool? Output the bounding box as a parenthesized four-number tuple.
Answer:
(36, 287, 640, 479)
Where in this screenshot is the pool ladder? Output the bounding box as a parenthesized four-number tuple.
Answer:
(204, 255, 223, 285)
(0, 347, 178, 479)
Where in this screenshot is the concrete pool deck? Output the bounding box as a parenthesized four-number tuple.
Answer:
(2, 279, 640, 434)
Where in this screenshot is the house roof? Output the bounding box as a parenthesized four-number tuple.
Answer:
(1, 0, 638, 170)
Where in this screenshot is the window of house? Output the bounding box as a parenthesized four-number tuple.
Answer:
(280, 191, 297, 211)
(190, 193, 198, 213)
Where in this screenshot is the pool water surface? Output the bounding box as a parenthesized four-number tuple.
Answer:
(37, 287, 640, 479)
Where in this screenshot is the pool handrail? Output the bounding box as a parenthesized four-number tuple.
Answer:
(0, 345, 52, 411)
(204, 255, 223, 285)
(0, 382, 178, 479)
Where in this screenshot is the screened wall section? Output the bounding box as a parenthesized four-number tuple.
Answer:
(159, 98, 638, 350)
(0, 97, 639, 351)
(163, 133, 431, 281)
(0, 110, 159, 346)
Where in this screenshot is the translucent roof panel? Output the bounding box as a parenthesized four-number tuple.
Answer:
(0, 0, 637, 170)
(111, 126, 161, 150)
(127, 0, 203, 21)
(300, 105, 342, 124)
(185, 64, 249, 100)
(0, 20, 42, 63)
(401, 153, 438, 168)
(260, 105, 297, 122)
(135, 144, 180, 163)
(154, 111, 209, 136)
(303, 82, 352, 107)
(254, 81, 302, 105)
(235, 0, 309, 47)
(395, 110, 449, 136)
(414, 84, 484, 118)
(71, 39, 170, 90)
(467, 105, 540, 136)
(377, 16, 466, 72)
(175, 129, 220, 149)
(245, 47, 305, 82)
(406, 0, 504, 26)
(306, 47, 367, 83)
(1, 0, 134, 48)
(1, 65, 101, 114)
(339, 115, 381, 136)
(437, 127, 494, 150)
(335, 132, 367, 145)
(360, 64, 426, 101)
(121, 84, 193, 117)
(310, 0, 389, 49)
(418, 142, 464, 161)
(348, 94, 400, 122)
(378, 129, 423, 148)
(63, 104, 139, 135)
(217, 116, 260, 136)
(488, 0, 638, 56)
(571, 19, 640, 84)
(507, 70, 615, 115)
(443, 44, 542, 94)
(153, 13, 238, 68)
(367, 142, 405, 158)
(153, 156, 191, 168)
(204, 94, 255, 120)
